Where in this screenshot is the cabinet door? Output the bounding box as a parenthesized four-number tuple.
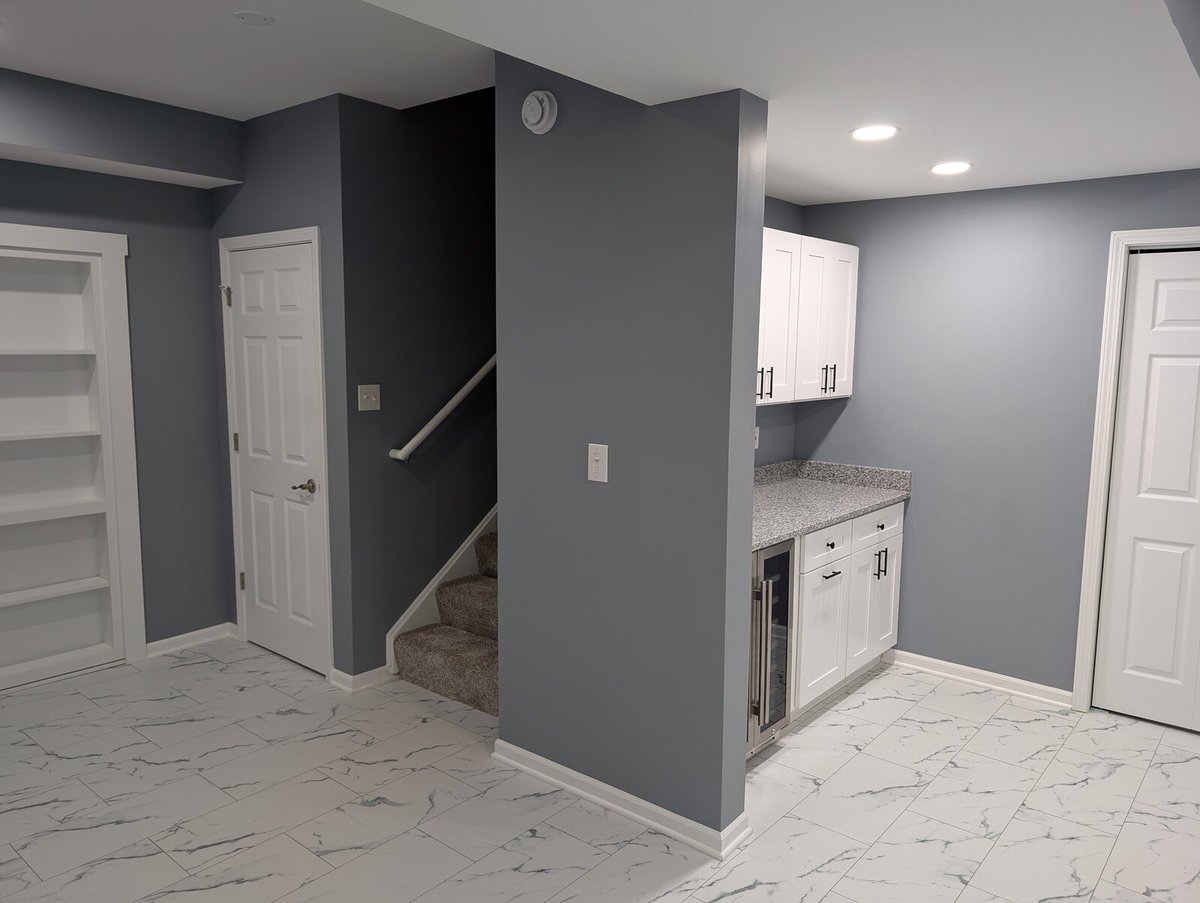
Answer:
(801, 236, 859, 399)
(795, 564, 849, 710)
(869, 534, 903, 658)
(845, 545, 877, 673)
(757, 229, 801, 404)
(792, 236, 828, 401)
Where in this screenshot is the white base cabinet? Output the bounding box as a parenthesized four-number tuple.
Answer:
(791, 503, 904, 714)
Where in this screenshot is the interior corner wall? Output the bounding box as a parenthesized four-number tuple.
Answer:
(494, 53, 764, 832)
(209, 96, 354, 667)
(0, 158, 230, 641)
(799, 168, 1200, 691)
(338, 91, 498, 674)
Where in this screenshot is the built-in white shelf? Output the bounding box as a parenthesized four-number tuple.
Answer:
(0, 348, 96, 356)
(0, 428, 102, 443)
(0, 498, 106, 528)
(0, 576, 110, 612)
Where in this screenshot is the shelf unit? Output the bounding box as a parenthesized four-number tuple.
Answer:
(0, 224, 144, 690)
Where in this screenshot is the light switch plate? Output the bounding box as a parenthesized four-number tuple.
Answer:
(588, 443, 608, 483)
(357, 384, 381, 411)
(754, 426, 760, 450)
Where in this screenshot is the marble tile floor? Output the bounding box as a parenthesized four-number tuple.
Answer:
(0, 641, 1197, 902)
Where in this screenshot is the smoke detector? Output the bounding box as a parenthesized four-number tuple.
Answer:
(522, 91, 558, 135)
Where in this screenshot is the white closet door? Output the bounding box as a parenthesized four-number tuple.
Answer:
(1095, 250, 1200, 731)
(227, 238, 331, 674)
(758, 229, 801, 404)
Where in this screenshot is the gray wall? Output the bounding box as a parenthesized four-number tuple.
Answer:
(0, 158, 230, 641)
(494, 54, 765, 831)
(210, 96, 354, 667)
(764, 196, 805, 234)
(1166, 0, 1200, 77)
(793, 168, 1200, 690)
(0, 68, 243, 184)
(339, 92, 498, 673)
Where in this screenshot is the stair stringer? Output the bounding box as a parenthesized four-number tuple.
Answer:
(385, 504, 498, 673)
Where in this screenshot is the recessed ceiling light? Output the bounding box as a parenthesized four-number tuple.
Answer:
(233, 10, 275, 26)
(850, 124, 899, 142)
(931, 161, 972, 175)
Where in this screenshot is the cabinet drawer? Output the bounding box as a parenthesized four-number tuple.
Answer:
(852, 503, 904, 551)
(799, 521, 852, 573)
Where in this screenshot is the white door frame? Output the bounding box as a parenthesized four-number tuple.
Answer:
(218, 227, 335, 679)
(1073, 225, 1200, 711)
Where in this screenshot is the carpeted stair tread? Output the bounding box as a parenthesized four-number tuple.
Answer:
(475, 532, 498, 579)
(394, 624, 497, 716)
(436, 575, 498, 640)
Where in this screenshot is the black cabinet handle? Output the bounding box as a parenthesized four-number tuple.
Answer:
(873, 550, 882, 579)
(877, 523, 885, 531)
(881, 546, 889, 577)
(756, 368, 764, 400)
(821, 365, 829, 393)
(766, 367, 774, 398)
(822, 570, 842, 580)
(830, 363, 837, 392)
(826, 540, 835, 549)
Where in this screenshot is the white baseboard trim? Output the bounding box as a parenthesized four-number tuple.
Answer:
(883, 649, 1074, 708)
(492, 740, 752, 860)
(328, 666, 393, 693)
(386, 504, 498, 672)
(145, 622, 236, 658)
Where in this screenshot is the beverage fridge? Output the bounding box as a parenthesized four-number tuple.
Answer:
(748, 540, 792, 756)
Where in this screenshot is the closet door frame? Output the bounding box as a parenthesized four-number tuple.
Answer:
(1074, 225, 1200, 713)
(0, 223, 145, 682)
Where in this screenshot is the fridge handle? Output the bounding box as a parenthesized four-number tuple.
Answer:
(759, 577, 773, 729)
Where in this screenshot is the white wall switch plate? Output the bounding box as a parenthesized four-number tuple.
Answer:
(588, 443, 608, 483)
(357, 384, 381, 411)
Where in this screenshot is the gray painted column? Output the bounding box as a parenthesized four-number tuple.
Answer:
(494, 54, 765, 833)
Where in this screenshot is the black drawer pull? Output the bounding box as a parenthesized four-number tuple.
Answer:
(756, 368, 764, 400)
(822, 570, 841, 580)
(821, 364, 829, 393)
(877, 523, 885, 531)
(766, 367, 774, 398)
(826, 541, 835, 549)
(880, 547, 889, 577)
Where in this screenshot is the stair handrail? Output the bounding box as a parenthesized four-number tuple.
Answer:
(389, 353, 496, 461)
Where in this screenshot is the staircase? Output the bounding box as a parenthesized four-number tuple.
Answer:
(394, 532, 499, 716)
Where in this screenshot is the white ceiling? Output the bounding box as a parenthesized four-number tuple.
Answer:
(364, 0, 1200, 204)
(0, 0, 494, 120)
(4, 1, 1199, 203)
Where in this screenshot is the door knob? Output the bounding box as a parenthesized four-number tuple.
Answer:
(291, 479, 317, 493)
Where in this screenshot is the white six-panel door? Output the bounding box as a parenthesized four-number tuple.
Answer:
(1094, 249, 1200, 731)
(223, 233, 331, 674)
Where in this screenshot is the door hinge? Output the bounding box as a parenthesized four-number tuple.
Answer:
(233, 432, 239, 452)
(220, 284, 232, 308)
(239, 571, 245, 590)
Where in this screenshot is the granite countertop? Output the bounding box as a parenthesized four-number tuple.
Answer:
(752, 459, 912, 551)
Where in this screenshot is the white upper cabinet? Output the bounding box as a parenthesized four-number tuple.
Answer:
(758, 229, 859, 405)
(757, 228, 801, 404)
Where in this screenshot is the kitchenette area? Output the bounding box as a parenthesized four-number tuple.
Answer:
(750, 224, 913, 756)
